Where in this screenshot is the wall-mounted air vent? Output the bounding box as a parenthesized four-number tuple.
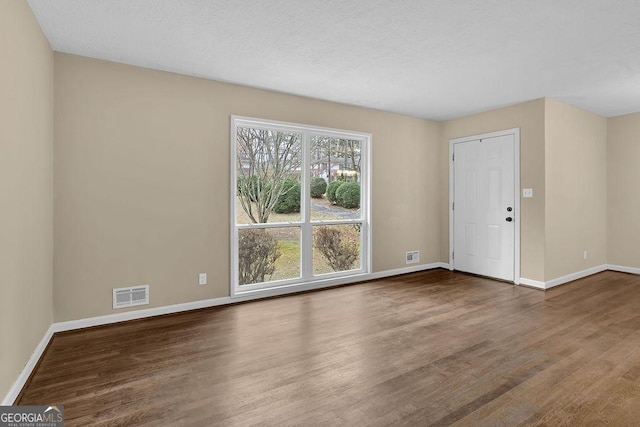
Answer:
(406, 250, 420, 264)
(113, 285, 149, 309)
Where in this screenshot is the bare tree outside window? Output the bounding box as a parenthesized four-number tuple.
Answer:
(236, 127, 303, 286)
(236, 127, 302, 224)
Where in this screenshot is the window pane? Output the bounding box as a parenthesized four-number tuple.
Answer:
(236, 127, 302, 224)
(309, 136, 362, 221)
(313, 224, 362, 275)
(238, 227, 301, 286)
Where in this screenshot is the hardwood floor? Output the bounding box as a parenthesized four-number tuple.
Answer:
(18, 269, 640, 426)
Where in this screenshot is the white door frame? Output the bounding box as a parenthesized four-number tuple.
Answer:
(448, 128, 521, 284)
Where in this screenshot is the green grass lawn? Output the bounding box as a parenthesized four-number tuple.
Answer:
(236, 197, 361, 283)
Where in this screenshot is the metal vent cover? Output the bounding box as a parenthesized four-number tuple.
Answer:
(406, 251, 420, 264)
(113, 285, 149, 309)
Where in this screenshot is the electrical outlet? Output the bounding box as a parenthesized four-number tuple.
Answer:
(406, 251, 420, 264)
(198, 273, 207, 285)
(583, 250, 588, 260)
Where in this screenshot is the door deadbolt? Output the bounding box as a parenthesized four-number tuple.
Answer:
(507, 207, 513, 212)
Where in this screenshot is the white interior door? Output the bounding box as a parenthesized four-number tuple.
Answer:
(452, 134, 515, 281)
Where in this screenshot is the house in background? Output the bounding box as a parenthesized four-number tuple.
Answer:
(2, 0, 640, 422)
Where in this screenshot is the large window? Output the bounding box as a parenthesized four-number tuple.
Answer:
(231, 117, 370, 296)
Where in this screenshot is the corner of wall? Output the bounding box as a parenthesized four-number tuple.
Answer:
(0, 0, 54, 403)
(543, 98, 608, 282)
(606, 112, 640, 269)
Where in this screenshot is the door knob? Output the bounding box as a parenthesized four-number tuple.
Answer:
(506, 217, 513, 222)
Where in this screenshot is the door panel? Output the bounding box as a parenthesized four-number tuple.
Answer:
(487, 225, 501, 260)
(488, 168, 501, 210)
(465, 223, 477, 256)
(453, 134, 515, 281)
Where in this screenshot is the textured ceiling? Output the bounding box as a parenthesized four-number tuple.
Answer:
(28, 0, 640, 120)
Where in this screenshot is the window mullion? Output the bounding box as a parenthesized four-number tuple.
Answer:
(301, 131, 313, 280)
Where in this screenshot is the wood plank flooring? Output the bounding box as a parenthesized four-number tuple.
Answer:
(18, 269, 640, 426)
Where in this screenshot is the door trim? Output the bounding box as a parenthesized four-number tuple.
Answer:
(448, 128, 521, 284)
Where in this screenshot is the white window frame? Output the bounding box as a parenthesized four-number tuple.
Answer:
(230, 116, 371, 298)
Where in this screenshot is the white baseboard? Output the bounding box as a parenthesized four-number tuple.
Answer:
(518, 277, 546, 289)
(369, 262, 450, 280)
(1, 324, 55, 406)
(439, 262, 452, 270)
(520, 264, 609, 290)
(53, 296, 234, 333)
(544, 265, 608, 289)
(607, 264, 640, 275)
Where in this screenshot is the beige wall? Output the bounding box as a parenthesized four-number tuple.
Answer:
(0, 1, 53, 400)
(441, 99, 546, 281)
(607, 113, 640, 268)
(53, 53, 442, 322)
(544, 98, 607, 280)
